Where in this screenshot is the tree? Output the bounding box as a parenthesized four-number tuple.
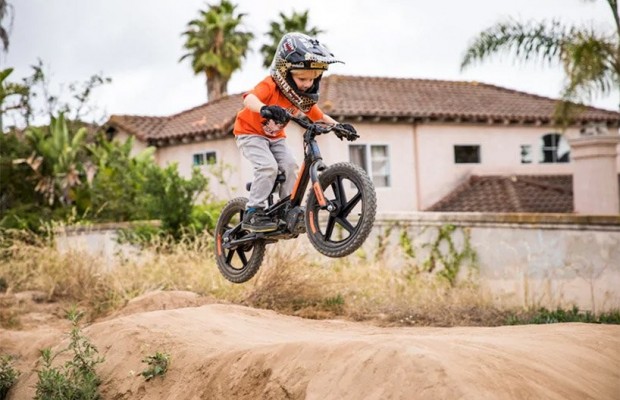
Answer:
(0, 67, 29, 132)
(15, 113, 89, 206)
(0, 126, 42, 230)
(0, 60, 111, 131)
(0, 0, 12, 54)
(461, 0, 620, 120)
(180, 0, 254, 101)
(82, 135, 155, 222)
(260, 10, 324, 68)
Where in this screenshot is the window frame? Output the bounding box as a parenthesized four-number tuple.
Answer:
(540, 133, 570, 163)
(520, 144, 533, 164)
(192, 150, 218, 166)
(453, 144, 481, 164)
(348, 143, 391, 188)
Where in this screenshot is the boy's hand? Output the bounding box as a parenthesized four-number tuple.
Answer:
(335, 123, 359, 141)
(260, 105, 290, 124)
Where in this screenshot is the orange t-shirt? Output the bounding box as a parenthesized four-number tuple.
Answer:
(233, 76, 324, 139)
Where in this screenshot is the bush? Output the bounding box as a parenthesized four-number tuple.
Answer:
(140, 352, 170, 381)
(143, 164, 209, 238)
(35, 308, 104, 400)
(0, 355, 20, 400)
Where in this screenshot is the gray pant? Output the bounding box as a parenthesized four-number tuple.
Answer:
(236, 135, 298, 209)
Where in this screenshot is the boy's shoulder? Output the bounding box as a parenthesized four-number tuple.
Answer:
(250, 76, 280, 97)
(255, 75, 276, 89)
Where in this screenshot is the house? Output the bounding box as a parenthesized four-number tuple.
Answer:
(105, 75, 620, 214)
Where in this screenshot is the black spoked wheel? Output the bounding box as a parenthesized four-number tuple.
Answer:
(215, 197, 265, 283)
(305, 162, 376, 258)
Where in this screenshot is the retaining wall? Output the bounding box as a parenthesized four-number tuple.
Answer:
(370, 213, 620, 312)
(56, 213, 620, 312)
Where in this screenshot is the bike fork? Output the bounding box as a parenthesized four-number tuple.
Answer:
(309, 160, 338, 212)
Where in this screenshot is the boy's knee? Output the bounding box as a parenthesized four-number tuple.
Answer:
(282, 159, 298, 174)
(258, 161, 278, 178)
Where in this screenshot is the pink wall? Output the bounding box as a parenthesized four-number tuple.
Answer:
(416, 125, 580, 210)
(119, 122, 618, 213)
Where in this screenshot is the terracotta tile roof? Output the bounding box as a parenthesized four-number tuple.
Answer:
(107, 94, 243, 145)
(319, 75, 620, 125)
(427, 174, 620, 213)
(106, 75, 620, 145)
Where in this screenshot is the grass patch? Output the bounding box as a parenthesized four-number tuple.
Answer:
(507, 306, 620, 325)
(0, 229, 618, 327)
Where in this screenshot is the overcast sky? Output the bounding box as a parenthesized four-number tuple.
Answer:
(5, 0, 618, 125)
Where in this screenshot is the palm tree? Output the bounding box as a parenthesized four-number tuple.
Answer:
(0, 0, 11, 53)
(260, 10, 324, 69)
(461, 0, 620, 119)
(180, 0, 254, 101)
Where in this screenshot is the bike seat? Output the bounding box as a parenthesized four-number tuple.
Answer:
(246, 172, 286, 191)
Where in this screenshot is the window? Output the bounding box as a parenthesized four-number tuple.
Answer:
(193, 151, 217, 166)
(349, 144, 390, 187)
(521, 145, 532, 164)
(540, 133, 569, 163)
(193, 153, 204, 166)
(454, 145, 480, 164)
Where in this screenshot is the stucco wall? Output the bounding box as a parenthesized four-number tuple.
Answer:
(155, 137, 243, 201)
(366, 212, 620, 312)
(113, 131, 150, 157)
(118, 121, 618, 213)
(415, 125, 580, 209)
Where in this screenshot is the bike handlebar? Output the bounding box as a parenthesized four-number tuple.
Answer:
(260, 108, 359, 141)
(289, 114, 359, 141)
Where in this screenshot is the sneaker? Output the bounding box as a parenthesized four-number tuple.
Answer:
(242, 208, 277, 232)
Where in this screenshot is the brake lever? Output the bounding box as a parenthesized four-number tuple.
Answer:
(347, 132, 359, 141)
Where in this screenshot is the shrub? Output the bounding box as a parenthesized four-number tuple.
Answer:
(35, 308, 104, 400)
(0, 355, 20, 400)
(140, 352, 170, 381)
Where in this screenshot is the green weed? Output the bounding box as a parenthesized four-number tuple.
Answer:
(507, 306, 620, 325)
(140, 352, 170, 381)
(34, 307, 104, 400)
(0, 355, 20, 400)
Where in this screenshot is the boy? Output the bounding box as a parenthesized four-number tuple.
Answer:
(233, 32, 356, 232)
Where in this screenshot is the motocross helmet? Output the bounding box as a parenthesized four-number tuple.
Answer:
(270, 32, 343, 112)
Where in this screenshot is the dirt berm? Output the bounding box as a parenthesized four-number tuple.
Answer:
(2, 291, 619, 399)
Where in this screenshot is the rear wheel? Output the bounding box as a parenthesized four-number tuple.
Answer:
(215, 197, 265, 283)
(305, 162, 376, 258)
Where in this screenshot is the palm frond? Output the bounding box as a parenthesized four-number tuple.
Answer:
(260, 9, 325, 69)
(461, 19, 570, 70)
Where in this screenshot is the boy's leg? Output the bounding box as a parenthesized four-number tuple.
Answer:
(236, 135, 278, 209)
(236, 135, 278, 232)
(270, 138, 298, 199)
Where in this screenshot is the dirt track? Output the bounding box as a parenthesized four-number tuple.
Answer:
(2, 291, 619, 399)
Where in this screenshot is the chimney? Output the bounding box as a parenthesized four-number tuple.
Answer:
(568, 124, 620, 215)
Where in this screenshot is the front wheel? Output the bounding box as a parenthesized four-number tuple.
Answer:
(305, 162, 376, 258)
(215, 197, 265, 283)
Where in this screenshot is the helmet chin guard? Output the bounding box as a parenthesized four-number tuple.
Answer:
(270, 32, 343, 112)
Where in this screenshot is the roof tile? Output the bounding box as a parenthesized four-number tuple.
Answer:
(107, 75, 620, 142)
(427, 174, 620, 213)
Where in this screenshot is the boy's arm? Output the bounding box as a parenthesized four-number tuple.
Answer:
(317, 114, 338, 124)
(243, 93, 266, 113)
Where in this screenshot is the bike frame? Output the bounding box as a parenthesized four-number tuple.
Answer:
(221, 116, 334, 249)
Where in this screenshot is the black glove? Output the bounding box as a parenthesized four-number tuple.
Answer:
(336, 123, 359, 141)
(260, 105, 290, 124)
